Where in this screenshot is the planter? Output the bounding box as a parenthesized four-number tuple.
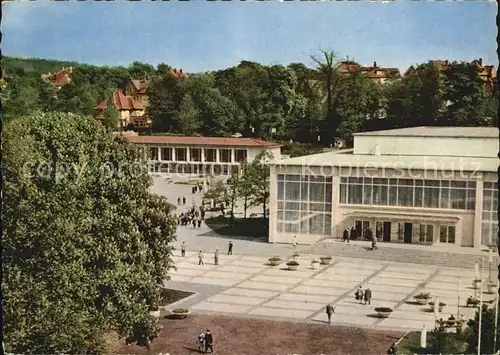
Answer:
(311, 261, 320, 270)
(292, 254, 300, 261)
(414, 297, 430, 305)
(374, 307, 393, 318)
(170, 308, 191, 319)
(473, 279, 482, 290)
(287, 261, 300, 271)
(268, 258, 282, 266)
(320, 257, 332, 265)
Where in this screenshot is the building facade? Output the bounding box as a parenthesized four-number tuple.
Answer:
(269, 127, 498, 248)
(125, 134, 282, 176)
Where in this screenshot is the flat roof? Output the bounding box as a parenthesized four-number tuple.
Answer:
(125, 135, 281, 148)
(354, 126, 498, 138)
(274, 151, 498, 172)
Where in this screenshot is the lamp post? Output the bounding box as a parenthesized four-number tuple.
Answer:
(494, 280, 499, 354)
(478, 257, 484, 355)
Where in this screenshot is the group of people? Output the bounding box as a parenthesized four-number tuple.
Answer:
(178, 206, 206, 227)
(191, 183, 206, 195)
(342, 226, 377, 250)
(196, 329, 214, 353)
(179, 241, 234, 264)
(354, 286, 373, 305)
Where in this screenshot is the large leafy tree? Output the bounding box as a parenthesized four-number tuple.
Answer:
(147, 71, 184, 132)
(177, 94, 202, 135)
(3, 111, 177, 353)
(246, 150, 273, 218)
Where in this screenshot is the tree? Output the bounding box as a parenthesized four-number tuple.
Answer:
(466, 304, 499, 354)
(311, 50, 341, 143)
(236, 162, 255, 219)
(225, 172, 241, 227)
(204, 180, 227, 212)
(102, 93, 119, 131)
(3, 111, 177, 353)
(177, 94, 202, 135)
(247, 150, 273, 218)
(147, 72, 184, 132)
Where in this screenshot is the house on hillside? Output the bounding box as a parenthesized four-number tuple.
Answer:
(338, 60, 401, 84)
(126, 76, 149, 105)
(41, 66, 73, 88)
(95, 90, 151, 130)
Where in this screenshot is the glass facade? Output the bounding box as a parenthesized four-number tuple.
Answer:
(482, 182, 498, 246)
(277, 174, 332, 235)
(340, 177, 476, 210)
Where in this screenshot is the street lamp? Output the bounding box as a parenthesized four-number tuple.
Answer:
(478, 257, 485, 355)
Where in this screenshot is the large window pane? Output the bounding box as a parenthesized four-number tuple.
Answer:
(308, 214, 325, 235)
(309, 203, 325, 212)
(161, 147, 172, 161)
(373, 185, 388, 205)
(284, 211, 299, 221)
(205, 148, 216, 162)
(325, 183, 333, 202)
(277, 181, 284, 200)
(363, 185, 372, 205)
(324, 214, 332, 235)
(285, 182, 300, 200)
(440, 188, 450, 209)
(398, 186, 413, 207)
(285, 202, 300, 210)
(348, 185, 362, 204)
(467, 190, 476, 210)
(309, 183, 325, 202)
(340, 184, 347, 203)
(300, 182, 309, 201)
(219, 149, 231, 163)
(415, 187, 423, 207)
(300, 220, 308, 234)
(176, 147, 187, 161)
(389, 186, 397, 206)
(424, 188, 439, 208)
(284, 223, 298, 233)
(450, 189, 466, 209)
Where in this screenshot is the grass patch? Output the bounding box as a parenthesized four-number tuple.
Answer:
(205, 216, 268, 239)
(174, 179, 203, 185)
(396, 330, 468, 355)
(159, 288, 194, 306)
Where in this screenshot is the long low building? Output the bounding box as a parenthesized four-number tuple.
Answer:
(124, 133, 282, 176)
(269, 126, 498, 248)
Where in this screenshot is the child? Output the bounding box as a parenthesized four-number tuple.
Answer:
(196, 330, 205, 351)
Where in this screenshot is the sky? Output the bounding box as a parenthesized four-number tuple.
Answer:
(3, 1, 498, 73)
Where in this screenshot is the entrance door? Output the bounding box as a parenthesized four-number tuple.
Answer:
(383, 222, 391, 242)
(355, 220, 370, 240)
(404, 223, 413, 243)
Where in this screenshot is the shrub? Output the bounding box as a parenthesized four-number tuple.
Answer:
(268, 256, 282, 261)
(287, 261, 300, 266)
(320, 256, 332, 260)
(374, 307, 393, 313)
(428, 301, 446, 307)
(414, 292, 431, 299)
(311, 259, 319, 263)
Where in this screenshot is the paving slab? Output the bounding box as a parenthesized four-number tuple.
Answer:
(425, 282, 472, 291)
(189, 277, 240, 287)
(249, 307, 315, 319)
(334, 262, 384, 270)
(220, 265, 264, 275)
(432, 275, 471, 283)
(262, 269, 315, 278)
(262, 300, 325, 312)
(191, 301, 252, 314)
(438, 268, 477, 277)
(173, 268, 207, 277)
(250, 275, 304, 285)
(205, 294, 267, 306)
(332, 305, 377, 316)
(390, 310, 438, 321)
(376, 272, 428, 281)
(303, 279, 359, 289)
(361, 291, 408, 302)
(221, 288, 279, 299)
(324, 268, 376, 276)
(424, 288, 475, 298)
(229, 260, 269, 268)
(312, 273, 368, 282)
(312, 313, 377, 326)
(384, 266, 436, 274)
(364, 284, 416, 294)
(337, 298, 398, 310)
(277, 293, 337, 304)
(239, 256, 270, 262)
(368, 277, 420, 288)
(203, 271, 250, 280)
(169, 275, 192, 282)
(237, 281, 291, 292)
(289, 285, 348, 296)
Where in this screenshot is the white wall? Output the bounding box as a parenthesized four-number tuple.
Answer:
(354, 136, 498, 158)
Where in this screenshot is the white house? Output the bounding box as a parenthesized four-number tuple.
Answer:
(268, 126, 498, 248)
(124, 134, 282, 176)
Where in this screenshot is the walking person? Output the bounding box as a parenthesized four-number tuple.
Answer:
(214, 249, 219, 265)
(198, 219, 202, 228)
(197, 330, 205, 351)
(370, 228, 377, 250)
(342, 228, 350, 243)
(364, 287, 372, 305)
(350, 226, 356, 241)
(192, 219, 197, 228)
(325, 302, 335, 324)
(181, 242, 186, 257)
(204, 329, 213, 353)
(198, 250, 204, 266)
(292, 236, 297, 247)
(177, 197, 181, 205)
(355, 286, 364, 304)
(228, 241, 233, 255)
(182, 196, 186, 205)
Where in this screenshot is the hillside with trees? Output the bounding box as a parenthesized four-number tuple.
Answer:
(2, 53, 497, 148)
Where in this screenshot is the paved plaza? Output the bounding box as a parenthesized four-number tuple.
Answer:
(165, 251, 497, 331)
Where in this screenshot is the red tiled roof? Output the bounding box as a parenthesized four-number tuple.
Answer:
(41, 67, 72, 87)
(124, 135, 281, 148)
(170, 69, 189, 79)
(97, 90, 144, 111)
(130, 79, 149, 93)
